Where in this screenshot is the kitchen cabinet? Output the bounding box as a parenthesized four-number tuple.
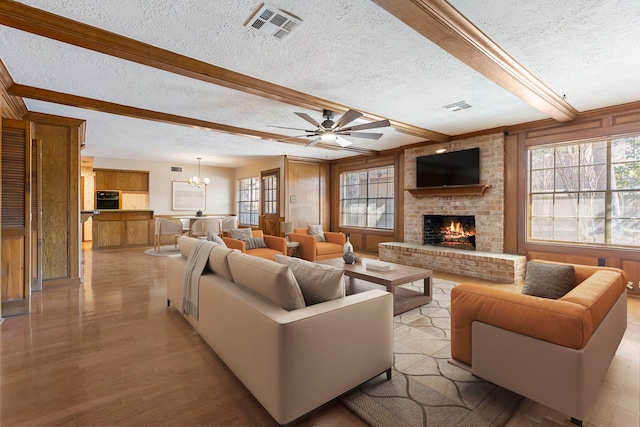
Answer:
(95, 169, 149, 191)
(92, 210, 154, 250)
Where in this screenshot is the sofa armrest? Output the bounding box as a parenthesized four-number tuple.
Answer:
(450, 283, 593, 366)
(263, 235, 286, 254)
(289, 232, 317, 261)
(324, 231, 346, 245)
(222, 236, 246, 252)
(202, 284, 393, 424)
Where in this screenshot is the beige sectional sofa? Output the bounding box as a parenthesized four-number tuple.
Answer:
(166, 236, 393, 425)
(450, 260, 628, 426)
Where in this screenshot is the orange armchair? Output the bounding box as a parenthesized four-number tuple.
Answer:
(289, 227, 346, 262)
(221, 230, 287, 261)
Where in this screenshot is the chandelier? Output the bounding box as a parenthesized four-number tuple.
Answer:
(188, 157, 210, 188)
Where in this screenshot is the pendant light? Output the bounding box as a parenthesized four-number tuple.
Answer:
(188, 157, 210, 188)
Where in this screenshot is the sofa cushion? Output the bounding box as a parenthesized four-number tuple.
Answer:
(241, 236, 267, 250)
(522, 261, 575, 299)
(227, 251, 305, 311)
(308, 225, 326, 242)
(209, 245, 235, 282)
(207, 232, 227, 247)
(178, 236, 235, 280)
(274, 254, 345, 305)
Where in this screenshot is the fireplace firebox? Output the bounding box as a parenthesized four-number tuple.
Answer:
(423, 215, 476, 250)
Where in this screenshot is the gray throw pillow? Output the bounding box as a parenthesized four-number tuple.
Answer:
(522, 261, 575, 299)
(308, 224, 326, 242)
(241, 237, 267, 250)
(230, 228, 253, 240)
(207, 232, 227, 247)
(274, 254, 344, 305)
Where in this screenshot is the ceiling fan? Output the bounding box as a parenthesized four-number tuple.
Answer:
(272, 109, 391, 147)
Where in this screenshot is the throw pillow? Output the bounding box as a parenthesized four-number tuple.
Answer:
(241, 236, 267, 250)
(308, 224, 326, 242)
(230, 228, 253, 240)
(207, 231, 227, 247)
(227, 251, 305, 311)
(274, 254, 345, 305)
(522, 261, 576, 299)
(208, 245, 235, 282)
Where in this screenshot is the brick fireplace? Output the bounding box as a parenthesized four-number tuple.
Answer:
(379, 133, 527, 284)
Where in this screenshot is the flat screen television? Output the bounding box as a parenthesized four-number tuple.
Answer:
(416, 148, 480, 188)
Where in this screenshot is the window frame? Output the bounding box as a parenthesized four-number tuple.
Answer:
(339, 165, 395, 230)
(237, 176, 260, 227)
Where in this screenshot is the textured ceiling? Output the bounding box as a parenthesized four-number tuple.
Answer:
(1, 0, 639, 167)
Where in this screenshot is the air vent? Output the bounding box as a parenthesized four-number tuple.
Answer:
(245, 4, 302, 40)
(442, 101, 472, 111)
(171, 166, 182, 172)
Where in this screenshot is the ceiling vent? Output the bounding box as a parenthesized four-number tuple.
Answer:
(171, 166, 183, 172)
(442, 101, 472, 112)
(245, 4, 302, 40)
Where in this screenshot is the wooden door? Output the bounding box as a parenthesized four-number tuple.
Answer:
(261, 168, 280, 236)
(1, 119, 31, 316)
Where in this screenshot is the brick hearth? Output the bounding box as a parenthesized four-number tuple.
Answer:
(379, 242, 526, 284)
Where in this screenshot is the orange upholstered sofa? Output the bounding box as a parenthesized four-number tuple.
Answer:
(450, 260, 627, 426)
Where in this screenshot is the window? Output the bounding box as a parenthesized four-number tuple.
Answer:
(528, 134, 640, 247)
(340, 166, 394, 229)
(262, 173, 277, 215)
(237, 177, 259, 226)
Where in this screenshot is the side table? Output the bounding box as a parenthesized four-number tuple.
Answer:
(286, 241, 300, 257)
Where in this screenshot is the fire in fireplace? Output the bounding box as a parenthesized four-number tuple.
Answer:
(423, 215, 476, 250)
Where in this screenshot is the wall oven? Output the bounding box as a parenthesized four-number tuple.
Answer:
(96, 191, 121, 210)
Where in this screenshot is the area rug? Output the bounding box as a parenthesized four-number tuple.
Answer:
(340, 278, 523, 427)
(143, 245, 180, 256)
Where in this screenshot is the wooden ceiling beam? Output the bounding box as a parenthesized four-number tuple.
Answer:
(372, 0, 578, 122)
(8, 84, 377, 154)
(0, 1, 449, 143)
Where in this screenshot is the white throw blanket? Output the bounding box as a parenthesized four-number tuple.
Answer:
(182, 240, 216, 320)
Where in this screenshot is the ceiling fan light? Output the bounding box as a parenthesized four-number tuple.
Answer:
(320, 132, 336, 141)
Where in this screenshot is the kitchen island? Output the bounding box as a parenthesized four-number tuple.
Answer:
(92, 210, 154, 250)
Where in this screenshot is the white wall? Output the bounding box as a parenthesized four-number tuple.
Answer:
(91, 157, 235, 215)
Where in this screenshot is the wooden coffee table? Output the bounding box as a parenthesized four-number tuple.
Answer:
(317, 258, 433, 315)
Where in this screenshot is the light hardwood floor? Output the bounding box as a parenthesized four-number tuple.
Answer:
(0, 245, 638, 426)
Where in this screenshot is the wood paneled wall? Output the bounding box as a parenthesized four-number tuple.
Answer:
(284, 158, 330, 229)
(28, 112, 84, 285)
(507, 101, 640, 294)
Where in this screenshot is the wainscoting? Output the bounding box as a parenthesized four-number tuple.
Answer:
(379, 242, 527, 284)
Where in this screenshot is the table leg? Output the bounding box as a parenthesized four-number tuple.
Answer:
(423, 276, 432, 299)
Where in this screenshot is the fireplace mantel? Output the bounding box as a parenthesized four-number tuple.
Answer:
(407, 184, 491, 197)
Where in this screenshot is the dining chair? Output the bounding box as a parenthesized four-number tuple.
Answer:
(154, 218, 184, 252)
(191, 217, 222, 238)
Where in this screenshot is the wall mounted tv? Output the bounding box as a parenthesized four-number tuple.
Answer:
(416, 147, 480, 188)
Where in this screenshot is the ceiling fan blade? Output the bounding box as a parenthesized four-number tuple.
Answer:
(335, 136, 353, 147)
(277, 134, 316, 141)
(269, 125, 315, 132)
(343, 119, 391, 132)
(294, 112, 321, 128)
(333, 109, 363, 129)
(306, 137, 322, 147)
(338, 131, 384, 140)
